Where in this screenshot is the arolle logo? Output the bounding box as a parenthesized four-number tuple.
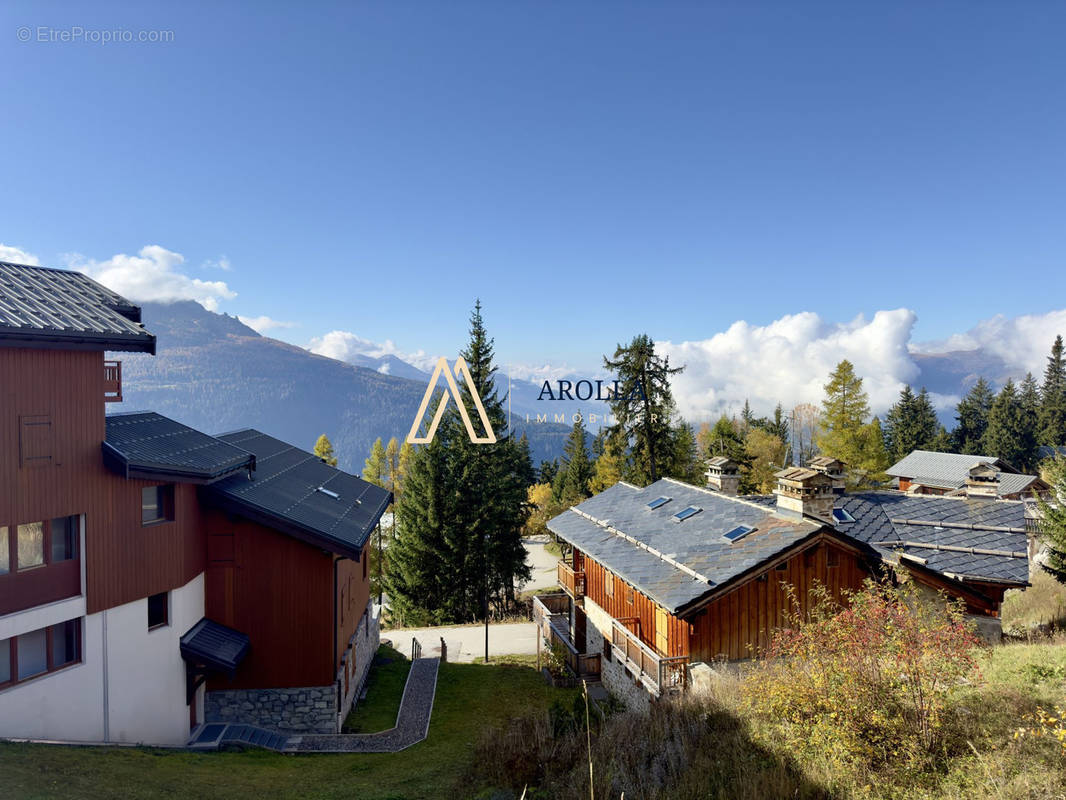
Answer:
(406, 357, 497, 445)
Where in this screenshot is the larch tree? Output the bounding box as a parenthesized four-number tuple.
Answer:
(744, 428, 788, 493)
(314, 433, 338, 467)
(588, 430, 626, 494)
(603, 334, 683, 485)
(816, 361, 887, 487)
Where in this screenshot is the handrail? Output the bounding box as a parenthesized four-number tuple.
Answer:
(557, 560, 586, 597)
(412, 637, 422, 660)
(610, 618, 687, 693)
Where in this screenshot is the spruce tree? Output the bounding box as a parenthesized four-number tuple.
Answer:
(983, 379, 1027, 469)
(1018, 373, 1041, 472)
(538, 459, 559, 485)
(603, 334, 683, 485)
(554, 418, 593, 502)
(314, 433, 338, 466)
(667, 420, 705, 485)
(884, 385, 939, 461)
(952, 378, 994, 455)
(1040, 335, 1066, 447)
(1039, 457, 1066, 582)
(765, 403, 791, 459)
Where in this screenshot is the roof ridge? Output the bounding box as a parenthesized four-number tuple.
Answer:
(568, 506, 714, 585)
(874, 539, 1027, 559)
(658, 476, 795, 516)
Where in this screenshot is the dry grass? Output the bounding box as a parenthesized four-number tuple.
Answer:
(1003, 570, 1066, 633)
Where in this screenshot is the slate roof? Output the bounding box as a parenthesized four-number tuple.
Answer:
(180, 617, 250, 675)
(1038, 446, 1066, 461)
(104, 412, 254, 483)
(832, 492, 1030, 585)
(548, 479, 823, 614)
(886, 450, 1044, 498)
(204, 429, 392, 560)
(0, 261, 155, 352)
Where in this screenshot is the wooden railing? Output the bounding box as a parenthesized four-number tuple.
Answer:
(610, 619, 688, 694)
(104, 360, 122, 403)
(533, 593, 600, 679)
(557, 560, 585, 598)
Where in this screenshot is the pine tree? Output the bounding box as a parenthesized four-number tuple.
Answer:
(603, 334, 683, 485)
(314, 433, 338, 467)
(386, 301, 531, 625)
(554, 418, 593, 503)
(537, 459, 559, 485)
(983, 379, 1027, 468)
(952, 378, 994, 455)
(1040, 335, 1066, 447)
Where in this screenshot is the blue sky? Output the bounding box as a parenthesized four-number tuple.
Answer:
(2, 1, 1065, 386)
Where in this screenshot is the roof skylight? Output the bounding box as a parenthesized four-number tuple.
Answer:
(316, 486, 340, 499)
(723, 525, 756, 542)
(832, 507, 855, 524)
(672, 506, 702, 522)
(646, 496, 672, 510)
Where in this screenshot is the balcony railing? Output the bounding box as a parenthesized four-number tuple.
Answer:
(557, 560, 585, 598)
(610, 618, 688, 695)
(104, 360, 122, 403)
(533, 592, 600, 680)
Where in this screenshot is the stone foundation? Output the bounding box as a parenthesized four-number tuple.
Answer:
(336, 604, 381, 726)
(205, 685, 337, 734)
(583, 597, 652, 713)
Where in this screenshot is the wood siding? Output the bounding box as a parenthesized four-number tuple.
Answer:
(203, 509, 335, 689)
(336, 545, 370, 670)
(579, 548, 689, 658)
(688, 538, 868, 662)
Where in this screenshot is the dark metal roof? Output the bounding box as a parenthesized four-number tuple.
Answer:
(104, 412, 255, 484)
(0, 261, 155, 353)
(203, 430, 391, 561)
(548, 479, 823, 614)
(180, 617, 250, 675)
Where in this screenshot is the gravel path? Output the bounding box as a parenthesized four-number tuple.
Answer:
(288, 657, 440, 753)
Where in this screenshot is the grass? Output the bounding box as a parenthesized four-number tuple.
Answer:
(1002, 569, 1066, 632)
(0, 659, 578, 800)
(342, 644, 411, 733)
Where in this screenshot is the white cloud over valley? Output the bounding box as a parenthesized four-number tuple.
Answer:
(238, 315, 297, 334)
(307, 330, 440, 373)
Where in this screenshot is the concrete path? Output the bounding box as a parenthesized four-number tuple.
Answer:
(288, 657, 440, 753)
(521, 538, 560, 592)
(387, 621, 537, 663)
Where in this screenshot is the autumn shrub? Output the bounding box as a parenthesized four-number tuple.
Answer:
(743, 578, 983, 771)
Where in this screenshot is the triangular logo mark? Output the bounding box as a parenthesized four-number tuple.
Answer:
(406, 357, 497, 444)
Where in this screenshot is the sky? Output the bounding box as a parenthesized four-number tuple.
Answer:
(2, 1, 1064, 418)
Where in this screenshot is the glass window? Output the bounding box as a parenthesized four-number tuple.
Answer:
(17, 628, 47, 680)
(142, 486, 173, 525)
(148, 592, 169, 629)
(17, 522, 44, 570)
(0, 527, 8, 575)
(51, 516, 79, 561)
(672, 506, 702, 521)
(51, 620, 80, 667)
(0, 638, 10, 684)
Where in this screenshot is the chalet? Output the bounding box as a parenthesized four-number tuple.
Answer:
(0, 262, 389, 745)
(887, 450, 1049, 500)
(542, 463, 1030, 707)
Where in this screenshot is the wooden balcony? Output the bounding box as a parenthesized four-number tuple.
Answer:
(104, 360, 122, 403)
(557, 560, 585, 599)
(533, 593, 600, 680)
(610, 618, 687, 695)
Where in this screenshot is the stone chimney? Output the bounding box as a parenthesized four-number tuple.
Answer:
(965, 462, 1000, 499)
(774, 467, 836, 521)
(807, 456, 847, 495)
(706, 456, 740, 496)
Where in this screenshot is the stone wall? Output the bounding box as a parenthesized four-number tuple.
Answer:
(337, 604, 381, 726)
(205, 685, 337, 733)
(583, 597, 651, 713)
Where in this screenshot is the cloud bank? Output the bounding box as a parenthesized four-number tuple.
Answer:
(307, 330, 440, 373)
(238, 315, 297, 334)
(69, 245, 237, 311)
(0, 244, 40, 265)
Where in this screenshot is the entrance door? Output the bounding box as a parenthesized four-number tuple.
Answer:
(655, 606, 669, 655)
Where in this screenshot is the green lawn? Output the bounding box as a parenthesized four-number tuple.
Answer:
(343, 644, 412, 733)
(1, 660, 576, 800)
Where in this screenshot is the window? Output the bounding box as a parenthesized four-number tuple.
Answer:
(605, 570, 615, 597)
(0, 619, 82, 689)
(142, 485, 174, 525)
(17, 628, 47, 680)
(19, 414, 53, 468)
(17, 522, 44, 570)
(626, 585, 634, 605)
(832, 508, 856, 524)
(50, 516, 78, 561)
(723, 525, 755, 542)
(0, 527, 7, 575)
(147, 592, 169, 630)
(672, 506, 702, 522)
(646, 496, 672, 510)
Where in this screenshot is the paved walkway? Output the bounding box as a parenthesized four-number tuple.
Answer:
(288, 656, 440, 753)
(388, 621, 537, 663)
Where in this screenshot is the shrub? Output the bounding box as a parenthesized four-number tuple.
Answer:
(743, 578, 982, 769)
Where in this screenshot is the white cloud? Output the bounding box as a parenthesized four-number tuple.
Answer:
(501, 362, 585, 384)
(238, 315, 297, 334)
(202, 256, 232, 271)
(0, 244, 40, 265)
(377, 363, 391, 375)
(67, 245, 236, 311)
(657, 309, 921, 422)
(911, 309, 1066, 378)
(307, 330, 440, 373)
